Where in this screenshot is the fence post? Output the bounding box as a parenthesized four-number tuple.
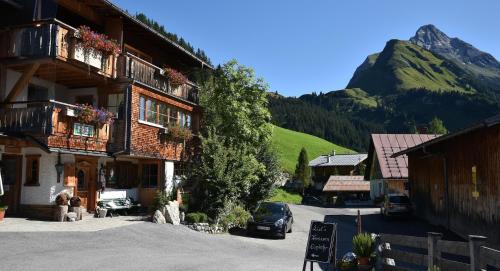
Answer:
(469, 235, 487, 271)
(427, 232, 443, 268)
(357, 209, 362, 234)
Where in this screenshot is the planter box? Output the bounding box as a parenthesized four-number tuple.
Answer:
(73, 45, 104, 70)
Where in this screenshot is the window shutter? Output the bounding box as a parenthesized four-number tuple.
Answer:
(64, 163, 76, 186)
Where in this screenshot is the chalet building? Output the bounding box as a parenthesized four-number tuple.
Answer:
(0, 0, 211, 219)
(365, 134, 438, 199)
(393, 115, 500, 245)
(322, 175, 369, 205)
(309, 153, 367, 191)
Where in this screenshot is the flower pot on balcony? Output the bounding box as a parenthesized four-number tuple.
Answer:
(73, 45, 103, 70)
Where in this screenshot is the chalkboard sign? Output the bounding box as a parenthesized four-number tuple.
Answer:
(304, 220, 337, 263)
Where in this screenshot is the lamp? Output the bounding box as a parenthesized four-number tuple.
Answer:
(55, 152, 64, 183)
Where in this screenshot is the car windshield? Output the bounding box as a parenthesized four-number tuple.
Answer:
(389, 196, 410, 204)
(255, 203, 284, 216)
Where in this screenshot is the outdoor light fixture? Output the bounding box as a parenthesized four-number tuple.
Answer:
(55, 152, 64, 183)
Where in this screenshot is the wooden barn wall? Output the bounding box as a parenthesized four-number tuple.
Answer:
(408, 125, 500, 245)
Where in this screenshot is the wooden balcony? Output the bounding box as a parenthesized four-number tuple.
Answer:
(0, 20, 116, 86)
(118, 53, 199, 104)
(0, 101, 115, 153)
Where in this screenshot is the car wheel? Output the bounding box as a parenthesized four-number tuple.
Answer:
(280, 231, 286, 239)
(288, 224, 292, 233)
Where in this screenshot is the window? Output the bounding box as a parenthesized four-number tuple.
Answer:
(106, 162, 139, 189)
(25, 155, 40, 186)
(169, 107, 178, 125)
(179, 111, 191, 128)
(159, 103, 169, 127)
(139, 96, 145, 121)
(147, 99, 157, 123)
(107, 93, 124, 118)
(141, 163, 158, 188)
(77, 170, 86, 190)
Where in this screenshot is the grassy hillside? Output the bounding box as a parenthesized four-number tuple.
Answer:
(347, 40, 476, 95)
(270, 125, 352, 173)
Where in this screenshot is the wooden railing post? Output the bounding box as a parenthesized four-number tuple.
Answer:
(427, 232, 442, 268)
(469, 235, 487, 271)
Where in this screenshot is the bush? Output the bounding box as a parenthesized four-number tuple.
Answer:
(352, 233, 374, 258)
(179, 203, 189, 213)
(185, 212, 208, 223)
(70, 196, 81, 207)
(152, 191, 170, 211)
(219, 205, 251, 231)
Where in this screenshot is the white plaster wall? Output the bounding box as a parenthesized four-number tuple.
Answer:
(20, 149, 75, 205)
(4, 69, 60, 104)
(164, 161, 175, 194)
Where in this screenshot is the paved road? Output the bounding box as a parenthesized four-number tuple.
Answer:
(0, 205, 460, 271)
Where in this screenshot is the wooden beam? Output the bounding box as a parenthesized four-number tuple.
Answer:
(4, 63, 40, 103)
(56, 0, 104, 26)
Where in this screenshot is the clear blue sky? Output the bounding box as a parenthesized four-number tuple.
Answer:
(113, 0, 500, 97)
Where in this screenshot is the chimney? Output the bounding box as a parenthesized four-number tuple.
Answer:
(333, 150, 336, 156)
(327, 155, 331, 163)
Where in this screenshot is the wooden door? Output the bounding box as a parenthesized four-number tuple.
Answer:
(1, 155, 22, 214)
(75, 157, 97, 212)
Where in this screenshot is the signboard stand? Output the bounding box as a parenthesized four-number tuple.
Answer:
(303, 220, 337, 271)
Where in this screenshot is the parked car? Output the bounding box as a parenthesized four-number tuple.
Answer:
(301, 195, 323, 206)
(380, 194, 412, 217)
(247, 202, 293, 239)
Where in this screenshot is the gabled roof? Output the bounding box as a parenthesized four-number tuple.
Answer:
(370, 134, 439, 179)
(309, 154, 368, 167)
(392, 114, 500, 157)
(323, 176, 369, 192)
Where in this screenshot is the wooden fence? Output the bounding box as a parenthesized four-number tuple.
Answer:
(375, 232, 500, 271)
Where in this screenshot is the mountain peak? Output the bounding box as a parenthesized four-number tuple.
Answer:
(410, 24, 451, 50)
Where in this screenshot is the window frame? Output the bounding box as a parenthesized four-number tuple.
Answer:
(138, 95, 191, 129)
(24, 154, 41, 186)
(140, 162, 159, 188)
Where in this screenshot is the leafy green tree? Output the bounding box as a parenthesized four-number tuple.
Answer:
(428, 117, 448, 134)
(294, 147, 311, 194)
(201, 60, 271, 149)
(193, 60, 280, 218)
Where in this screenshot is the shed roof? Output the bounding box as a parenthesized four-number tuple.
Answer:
(323, 176, 369, 192)
(309, 154, 367, 167)
(392, 114, 500, 157)
(371, 134, 439, 179)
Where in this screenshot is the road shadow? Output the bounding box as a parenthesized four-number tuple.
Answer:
(228, 227, 283, 240)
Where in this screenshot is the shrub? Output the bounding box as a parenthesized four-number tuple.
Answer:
(55, 193, 70, 206)
(352, 233, 374, 258)
(152, 191, 170, 211)
(185, 212, 208, 224)
(179, 203, 189, 213)
(69, 196, 81, 207)
(0, 204, 8, 211)
(219, 205, 251, 231)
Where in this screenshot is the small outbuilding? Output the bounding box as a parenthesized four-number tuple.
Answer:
(393, 114, 500, 246)
(309, 153, 367, 191)
(322, 175, 369, 205)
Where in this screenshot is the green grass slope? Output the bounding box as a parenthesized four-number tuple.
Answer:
(270, 125, 352, 173)
(347, 40, 476, 95)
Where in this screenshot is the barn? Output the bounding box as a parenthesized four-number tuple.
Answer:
(393, 115, 500, 246)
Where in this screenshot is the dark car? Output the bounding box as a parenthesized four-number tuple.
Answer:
(301, 195, 323, 206)
(380, 193, 412, 217)
(247, 202, 293, 239)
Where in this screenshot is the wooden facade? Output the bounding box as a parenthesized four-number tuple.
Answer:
(403, 122, 500, 246)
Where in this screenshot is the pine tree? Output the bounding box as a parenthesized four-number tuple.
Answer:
(428, 117, 448, 134)
(294, 148, 311, 194)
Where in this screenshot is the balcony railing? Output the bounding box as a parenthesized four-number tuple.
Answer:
(0, 20, 116, 77)
(0, 100, 115, 152)
(120, 53, 199, 104)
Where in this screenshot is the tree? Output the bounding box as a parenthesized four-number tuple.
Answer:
(192, 60, 280, 218)
(428, 117, 448, 134)
(294, 148, 311, 194)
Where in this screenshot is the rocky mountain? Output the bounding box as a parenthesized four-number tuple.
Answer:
(269, 25, 500, 151)
(410, 24, 500, 90)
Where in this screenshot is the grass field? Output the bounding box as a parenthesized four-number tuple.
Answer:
(270, 125, 352, 173)
(267, 188, 302, 204)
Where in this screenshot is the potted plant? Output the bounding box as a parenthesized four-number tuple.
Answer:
(167, 124, 193, 141)
(164, 67, 187, 88)
(55, 192, 70, 222)
(0, 203, 8, 222)
(352, 233, 374, 266)
(74, 25, 120, 70)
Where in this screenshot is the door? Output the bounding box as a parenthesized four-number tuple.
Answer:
(75, 157, 97, 212)
(1, 155, 22, 214)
